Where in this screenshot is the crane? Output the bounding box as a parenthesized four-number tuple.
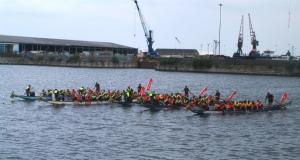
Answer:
(248, 13, 259, 57)
(133, 0, 159, 57)
(233, 15, 244, 57)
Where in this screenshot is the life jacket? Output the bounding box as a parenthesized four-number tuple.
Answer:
(246, 102, 251, 108)
(143, 96, 149, 103)
(239, 103, 245, 109)
(226, 103, 234, 110)
(155, 95, 160, 101)
(257, 101, 263, 109)
(75, 95, 81, 102)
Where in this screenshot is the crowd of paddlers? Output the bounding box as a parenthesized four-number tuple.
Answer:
(21, 81, 290, 112)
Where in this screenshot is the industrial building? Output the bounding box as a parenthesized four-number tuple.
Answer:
(0, 35, 137, 56)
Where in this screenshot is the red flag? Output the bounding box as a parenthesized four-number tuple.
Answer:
(146, 79, 153, 91)
(199, 87, 208, 96)
(280, 92, 288, 105)
(226, 91, 237, 102)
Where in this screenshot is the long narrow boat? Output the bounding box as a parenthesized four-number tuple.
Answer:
(141, 102, 183, 111)
(10, 92, 52, 101)
(48, 99, 138, 106)
(190, 102, 292, 115)
(48, 101, 110, 106)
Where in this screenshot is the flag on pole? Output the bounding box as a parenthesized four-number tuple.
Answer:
(226, 91, 237, 102)
(199, 87, 208, 97)
(146, 79, 153, 91)
(280, 92, 288, 105)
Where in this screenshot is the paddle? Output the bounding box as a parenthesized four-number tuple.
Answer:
(189, 91, 196, 97)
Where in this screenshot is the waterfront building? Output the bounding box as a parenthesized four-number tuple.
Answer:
(0, 35, 137, 57)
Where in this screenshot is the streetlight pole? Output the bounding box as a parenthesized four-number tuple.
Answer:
(218, 3, 223, 55)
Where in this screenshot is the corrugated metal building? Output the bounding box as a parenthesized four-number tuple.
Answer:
(156, 48, 199, 58)
(0, 35, 137, 56)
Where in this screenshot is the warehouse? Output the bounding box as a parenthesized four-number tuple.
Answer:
(0, 35, 137, 56)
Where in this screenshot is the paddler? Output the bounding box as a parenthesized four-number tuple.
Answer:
(95, 82, 100, 94)
(41, 89, 47, 97)
(26, 85, 32, 96)
(47, 89, 53, 97)
(137, 84, 142, 94)
(215, 90, 221, 101)
(125, 86, 134, 102)
(54, 89, 59, 101)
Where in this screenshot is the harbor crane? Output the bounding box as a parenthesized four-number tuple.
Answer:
(233, 16, 244, 57)
(248, 13, 259, 57)
(133, 0, 159, 57)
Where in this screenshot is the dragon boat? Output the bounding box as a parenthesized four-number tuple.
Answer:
(189, 101, 292, 115)
(10, 91, 52, 102)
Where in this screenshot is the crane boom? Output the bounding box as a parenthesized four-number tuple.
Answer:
(248, 13, 259, 57)
(133, 0, 157, 56)
(233, 16, 244, 57)
(238, 16, 244, 52)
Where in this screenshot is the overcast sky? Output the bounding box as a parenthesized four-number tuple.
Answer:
(0, 0, 299, 56)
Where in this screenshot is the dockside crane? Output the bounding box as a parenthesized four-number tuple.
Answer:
(133, 0, 159, 57)
(233, 16, 244, 57)
(248, 13, 259, 57)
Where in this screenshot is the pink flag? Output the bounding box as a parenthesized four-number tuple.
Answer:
(280, 92, 288, 105)
(226, 91, 237, 102)
(146, 79, 153, 91)
(199, 87, 208, 96)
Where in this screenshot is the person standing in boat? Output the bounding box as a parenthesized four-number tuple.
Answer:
(184, 86, 190, 97)
(95, 82, 100, 94)
(215, 90, 221, 101)
(26, 85, 32, 96)
(265, 92, 274, 109)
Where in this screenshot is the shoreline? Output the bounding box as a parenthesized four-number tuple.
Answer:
(1, 56, 299, 77)
(1, 63, 299, 78)
(156, 68, 300, 77)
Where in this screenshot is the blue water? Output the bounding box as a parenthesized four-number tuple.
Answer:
(0, 65, 300, 160)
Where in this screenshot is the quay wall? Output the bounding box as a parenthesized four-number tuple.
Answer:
(157, 57, 300, 76)
(1, 56, 300, 77)
(0, 56, 138, 68)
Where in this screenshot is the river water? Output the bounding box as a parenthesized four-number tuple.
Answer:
(0, 65, 299, 160)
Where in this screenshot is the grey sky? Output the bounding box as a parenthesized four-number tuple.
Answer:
(0, 0, 299, 56)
